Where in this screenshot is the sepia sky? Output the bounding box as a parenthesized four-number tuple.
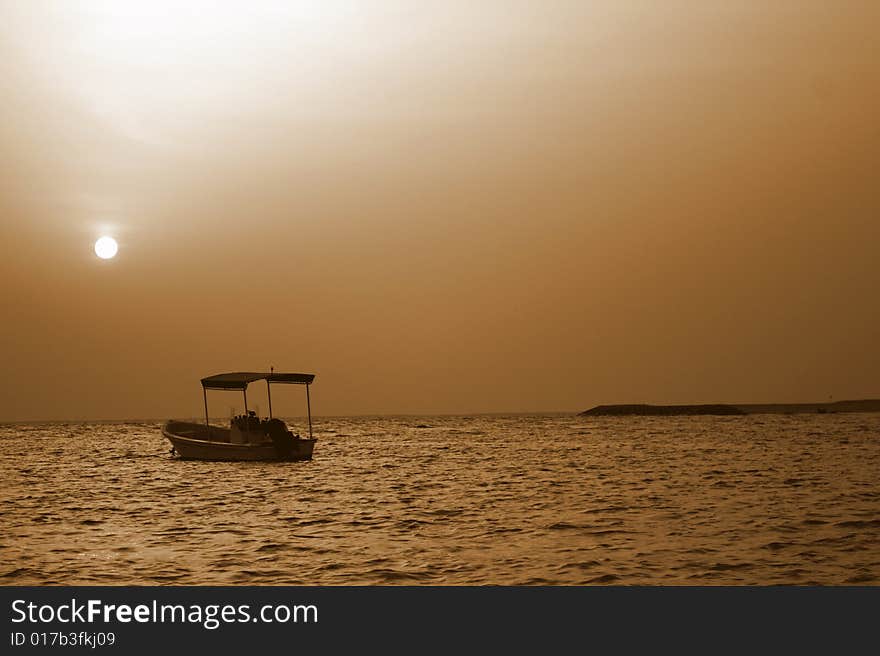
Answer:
(1, 1, 878, 420)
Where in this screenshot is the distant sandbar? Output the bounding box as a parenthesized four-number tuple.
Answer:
(580, 404, 744, 417)
(579, 399, 880, 416)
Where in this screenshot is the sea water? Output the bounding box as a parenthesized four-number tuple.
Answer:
(1, 413, 878, 584)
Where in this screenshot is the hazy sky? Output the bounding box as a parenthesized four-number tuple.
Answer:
(1, 1, 878, 420)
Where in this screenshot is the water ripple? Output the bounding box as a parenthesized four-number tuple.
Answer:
(1, 414, 879, 584)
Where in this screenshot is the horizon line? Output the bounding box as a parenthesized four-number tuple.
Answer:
(4, 397, 879, 425)
(0, 409, 579, 425)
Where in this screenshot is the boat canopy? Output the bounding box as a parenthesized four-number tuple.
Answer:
(201, 372, 315, 390)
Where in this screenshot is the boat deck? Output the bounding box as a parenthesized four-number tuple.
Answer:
(163, 420, 316, 461)
(164, 421, 232, 442)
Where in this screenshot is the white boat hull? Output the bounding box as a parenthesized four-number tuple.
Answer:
(163, 421, 316, 461)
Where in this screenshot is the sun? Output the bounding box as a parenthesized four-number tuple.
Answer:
(94, 236, 118, 259)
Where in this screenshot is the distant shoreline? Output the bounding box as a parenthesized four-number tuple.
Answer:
(580, 399, 880, 416)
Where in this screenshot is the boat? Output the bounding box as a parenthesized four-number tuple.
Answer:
(163, 371, 317, 461)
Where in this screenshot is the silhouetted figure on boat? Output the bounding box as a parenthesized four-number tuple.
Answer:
(266, 417, 294, 459)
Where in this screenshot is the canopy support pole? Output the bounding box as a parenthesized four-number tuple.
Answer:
(243, 387, 249, 416)
(266, 380, 273, 419)
(306, 383, 313, 439)
(203, 387, 209, 426)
